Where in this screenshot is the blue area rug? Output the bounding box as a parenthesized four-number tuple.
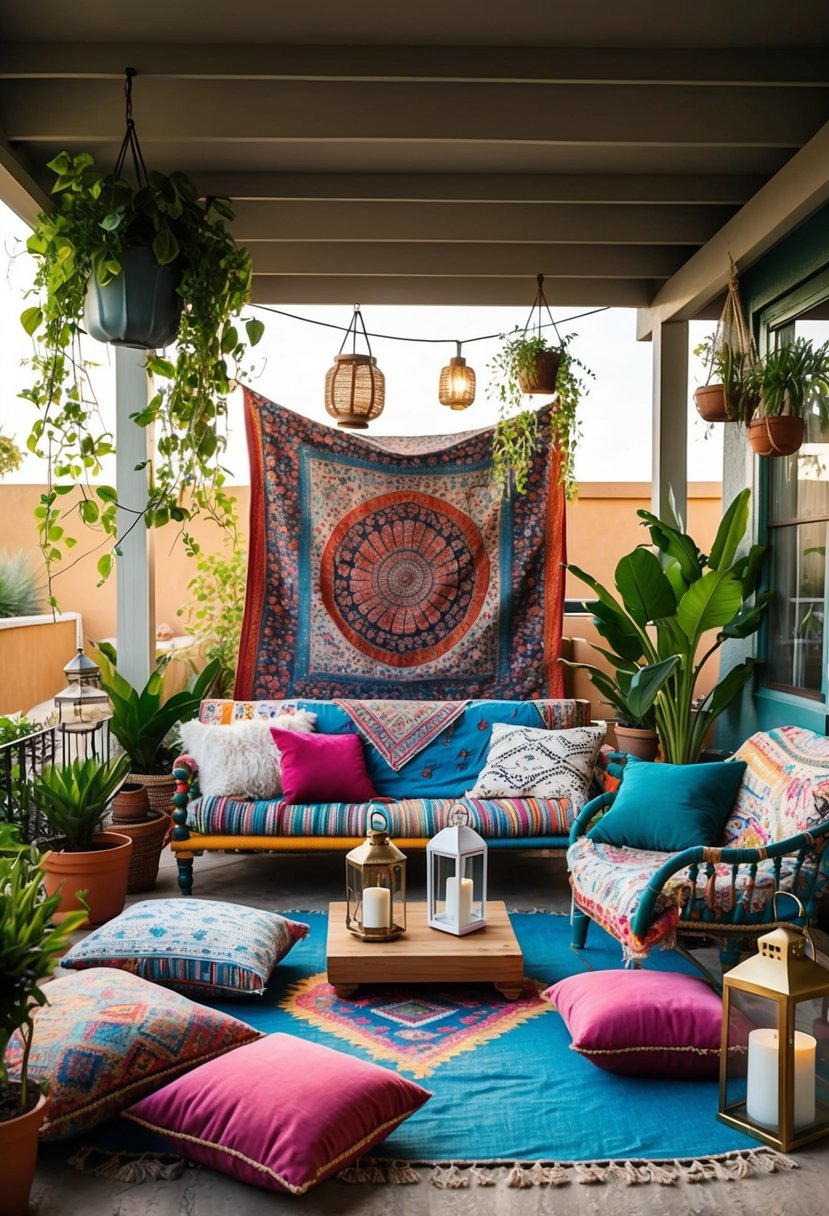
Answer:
(206, 910, 757, 1166)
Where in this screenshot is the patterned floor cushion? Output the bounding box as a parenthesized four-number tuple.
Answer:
(567, 836, 802, 962)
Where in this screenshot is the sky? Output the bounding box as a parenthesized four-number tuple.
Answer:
(0, 198, 721, 486)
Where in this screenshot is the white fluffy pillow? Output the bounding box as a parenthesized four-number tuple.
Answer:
(466, 723, 606, 809)
(179, 712, 316, 799)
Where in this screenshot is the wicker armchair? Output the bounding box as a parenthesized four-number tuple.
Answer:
(568, 728, 829, 972)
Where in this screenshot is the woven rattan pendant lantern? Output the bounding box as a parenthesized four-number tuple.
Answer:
(324, 305, 385, 429)
(439, 342, 476, 409)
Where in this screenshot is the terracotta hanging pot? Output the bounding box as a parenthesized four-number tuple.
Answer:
(613, 724, 660, 762)
(517, 348, 562, 395)
(694, 384, 729, 423)
(84, 245, 182, 350)
(747, 415, 805, 457)
(40, 831, 133, 926)
(111, 781, 150, 822)
(0, 1091, 49, 1216)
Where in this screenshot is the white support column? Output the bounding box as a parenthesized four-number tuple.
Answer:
(651, 320, 688, 524)
(115, 346, 155, 689)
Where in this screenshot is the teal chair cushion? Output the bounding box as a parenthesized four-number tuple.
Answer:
(588, 757, 747, 852)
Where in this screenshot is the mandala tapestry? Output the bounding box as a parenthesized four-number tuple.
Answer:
(236, 391, 565, 700)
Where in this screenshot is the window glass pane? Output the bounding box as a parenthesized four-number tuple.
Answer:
(766, 521, 827, 697)
(769, 317, 829, 523)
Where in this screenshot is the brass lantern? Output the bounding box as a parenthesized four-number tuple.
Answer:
(324, 305, 385, 429)
(438, 343, 476, 409)
(345, 807, 406, 941)
(718, 909, 829, 1151)
(426, 805, 487, 936)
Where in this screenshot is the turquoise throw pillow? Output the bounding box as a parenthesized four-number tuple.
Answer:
(588, 757, 747, 852)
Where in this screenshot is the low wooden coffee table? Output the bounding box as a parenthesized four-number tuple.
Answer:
(326, 900, 524, 1000)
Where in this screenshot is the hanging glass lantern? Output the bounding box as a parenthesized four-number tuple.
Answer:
(427, 805, 487, 936)
(439, 342, 476, 409)
(345, 807, 406, 941)
(324, 305, 385, 429)
(718, 906, 829, 1152)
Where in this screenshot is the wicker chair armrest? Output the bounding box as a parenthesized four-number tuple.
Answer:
(569, 791, 616, 845)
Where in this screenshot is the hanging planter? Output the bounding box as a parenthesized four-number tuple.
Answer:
(488, 274, 592, 498)
(747, 415, 806, 457)
(84, 245, 181, 349)
(745, 337, 829, 457)
(693, 264, 758, 425)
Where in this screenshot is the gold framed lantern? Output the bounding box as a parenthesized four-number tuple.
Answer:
(345, 807, 406, 941)
(718, 908, 829, 1151)
(427, 805, 487, 936)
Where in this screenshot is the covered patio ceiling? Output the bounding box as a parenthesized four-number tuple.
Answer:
(2, 2, 829, 324)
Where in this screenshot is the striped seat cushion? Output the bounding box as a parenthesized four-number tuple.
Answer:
(187, 794, 573, 839)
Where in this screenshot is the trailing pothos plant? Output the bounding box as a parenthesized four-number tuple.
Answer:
(19, 149, 264, 606)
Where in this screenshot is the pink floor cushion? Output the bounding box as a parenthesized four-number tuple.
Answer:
(3, 968, 262, 1140)
(544, 969, 728, 1079)
(124, 1033, 431, 1194)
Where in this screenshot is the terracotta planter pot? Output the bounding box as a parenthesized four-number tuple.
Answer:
(694, 384, 729, 423)
(110, 810, 172, 893)
(128, 771, 176, 815)
(613, 724, 660, 762)
(40, 831, 133, 926)
(111, 781, 150, 822)
(517, 348, 561, 395)
(0, 1090, 48, 1216)
(747, 415, 805, 457)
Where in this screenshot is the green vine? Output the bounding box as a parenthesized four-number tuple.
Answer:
(19, 151, 263, 607)
(488, 330, 593, 499)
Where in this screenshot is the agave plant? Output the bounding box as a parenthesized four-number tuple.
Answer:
(0, 551, 44, 619)
(27, 755, 131, 851)
(567, 489, 769, 764)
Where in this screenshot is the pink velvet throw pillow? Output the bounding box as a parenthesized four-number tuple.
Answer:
(124, 1033, 431, 1194)
(543, 969, 726, 1079)
(270, 728, 376, 803)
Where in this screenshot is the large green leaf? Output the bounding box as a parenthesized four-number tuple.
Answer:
(701, 659, 758, 717)
(615, 547, 676, 626)
(591, 601, 646, 662)
(708, 488, 750, 572)
(626, 656, 681, 721)
(676, 570, 744, 641)
(719, 592, 771, 640)
(636, 511, 703, 582)
(558, 661, 629, 719)
(731, 543, 767, 597)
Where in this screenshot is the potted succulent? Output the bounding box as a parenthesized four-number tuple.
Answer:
(27, 754, 132, 925)
(93, 644, 219, 810)
(18, 71, 264, 605)
(0, 835, 87, 1216)
(745, 337, 829, 456)
(567, 489, 769, 765)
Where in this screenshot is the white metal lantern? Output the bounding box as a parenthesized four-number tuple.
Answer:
(427, 804, 487, 935)
(718, 908, 829, 1152)
(345, 807, 407, 941)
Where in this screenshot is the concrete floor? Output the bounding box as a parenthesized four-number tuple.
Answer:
(29, 848, 829, 1216)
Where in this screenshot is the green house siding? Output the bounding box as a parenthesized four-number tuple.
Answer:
(716, 203, 829, 751)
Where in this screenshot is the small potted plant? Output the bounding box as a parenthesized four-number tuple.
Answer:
(27, 754, 132, 925)
(694, 337, 757, 425)
(559, 652, 674, 762)
(745, 337, 829, 456)
(1, 837, 87, 1216)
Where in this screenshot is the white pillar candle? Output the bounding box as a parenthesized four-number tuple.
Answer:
(362, 886, 391, 930)
(746, 1028, 816, 1130)
(445, 876, 473, 926)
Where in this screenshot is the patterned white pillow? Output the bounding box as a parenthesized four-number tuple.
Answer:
(467, 723, 606, 808)
(179, 712, 316, 799)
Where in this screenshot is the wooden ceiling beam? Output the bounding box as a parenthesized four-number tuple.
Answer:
(249, 275, 654, 307)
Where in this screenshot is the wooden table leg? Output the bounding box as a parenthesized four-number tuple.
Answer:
(494, 982, 524, 1001)
(332, 983, 359, 998)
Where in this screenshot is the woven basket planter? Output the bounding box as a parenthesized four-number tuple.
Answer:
(110, 810, 172, 893)
(128, 771, 176, 815)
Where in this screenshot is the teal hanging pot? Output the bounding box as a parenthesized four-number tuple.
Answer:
(84, 245, 182, 350)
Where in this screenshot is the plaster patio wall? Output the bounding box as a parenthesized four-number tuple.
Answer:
(0, 482, 722, 712)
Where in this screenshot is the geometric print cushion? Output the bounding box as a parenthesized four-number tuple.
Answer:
(467, 723, 606, 809)
(60, 899, 309, 998)
(3, 968, 262, 1140)
(724, 726, 829, 848)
